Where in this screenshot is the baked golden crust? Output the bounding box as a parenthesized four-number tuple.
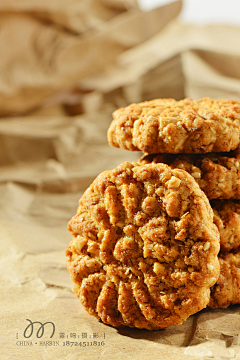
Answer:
(212, 200, 240, 252)
(209, 248, 240, 309)
(108, 97, 240, 154)
(139, 147, 240, 199)
(66, 162, 220, 329)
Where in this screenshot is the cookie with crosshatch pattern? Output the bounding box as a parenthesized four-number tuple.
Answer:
(66, 161, 220, 329)
(107, 97, 240, 154)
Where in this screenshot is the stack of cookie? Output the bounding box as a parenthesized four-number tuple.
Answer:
(108, 97, 240, 310)
(66, 97, 240, 330)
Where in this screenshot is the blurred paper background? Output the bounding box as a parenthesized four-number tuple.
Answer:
(1, 1, 240, 359)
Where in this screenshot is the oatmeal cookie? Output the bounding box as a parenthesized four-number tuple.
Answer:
(209, 248, 240, 309)
(139, 148, 240, 199)
(107, 97, 240, 154)
(212, 200, 240, 252)
(66, 161, 220, 329)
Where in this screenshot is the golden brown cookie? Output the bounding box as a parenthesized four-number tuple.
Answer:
(66, 161, 220, 329)
(108, 97, 240, 154)
(139, 147, 240, 199)
(212, 200, 240, 252)
(209, 248, 240, 309)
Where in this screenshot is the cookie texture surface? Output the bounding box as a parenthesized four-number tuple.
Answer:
(66, 162, 220, 330)
(209, 248, 240, 309)
(108, 97, 240, 154)
(212, 200, 240, 252)
(139, 148, 240, 199)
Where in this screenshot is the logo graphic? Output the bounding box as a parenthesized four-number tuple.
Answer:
(23, 319, 55, 338)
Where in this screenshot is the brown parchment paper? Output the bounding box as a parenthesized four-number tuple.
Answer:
(0, 0, 181, 116)
(1, 1, 240, 359)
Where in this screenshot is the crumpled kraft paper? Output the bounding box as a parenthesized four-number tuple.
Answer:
(182, 49, 240, 100)
(0, 0, 181, 116)
(0, 0, 139, 34)
(1, 2, 240, 359)
(79, 21, 240, 108)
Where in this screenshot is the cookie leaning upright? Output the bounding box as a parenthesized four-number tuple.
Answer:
(66, 161, 220, 330)
(209, 248, 240, 309)
(107, 97, 240, 154)
(139, 148, 240, 199)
